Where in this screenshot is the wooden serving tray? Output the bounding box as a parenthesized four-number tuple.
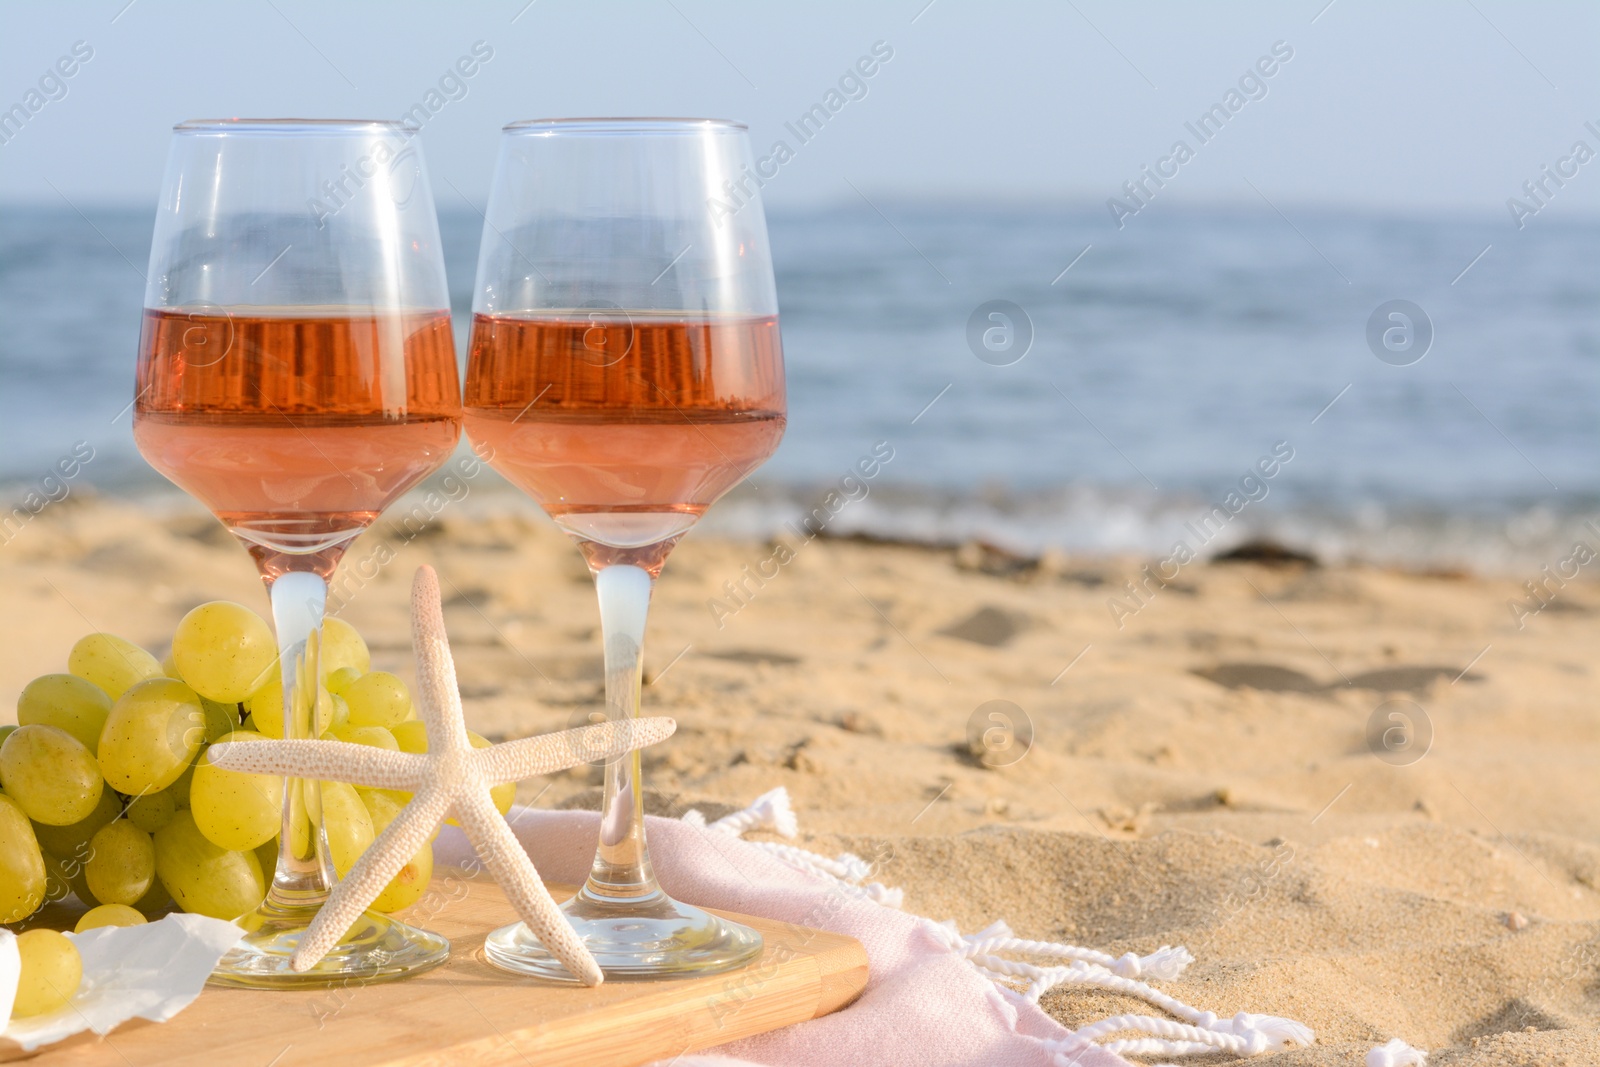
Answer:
(6, 878, 869, 1067)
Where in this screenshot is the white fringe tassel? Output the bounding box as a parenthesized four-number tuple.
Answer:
(682, 787, 905, 906)
(682, 787, 1317, 1063)
(1367, 1038, 1428, 1066)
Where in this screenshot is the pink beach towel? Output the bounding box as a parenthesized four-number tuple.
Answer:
(433, 790, 1313, 1067)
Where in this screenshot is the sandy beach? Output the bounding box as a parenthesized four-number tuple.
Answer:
(4, 491, 1599, 1065)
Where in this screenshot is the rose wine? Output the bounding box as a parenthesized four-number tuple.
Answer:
(134, 309, 461, 578)
(463, 312, 785, 568)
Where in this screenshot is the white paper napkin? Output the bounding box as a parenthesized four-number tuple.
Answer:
(1, 913, 242, 1051)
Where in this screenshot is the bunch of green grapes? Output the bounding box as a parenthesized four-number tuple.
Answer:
(2, 605, 473, 928)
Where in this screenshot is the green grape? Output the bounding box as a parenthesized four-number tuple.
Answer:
(288, 781, 312, 859)
(0, 793, 47, 924)
(171, 601, 279, 704)
(391, 720, 428, 754)
(153, 810, 266, 920)
(132, 872, 171, 916)
(166, 757, 197, 809)
(125, 788, 176, 834)
(200, 697, 243, 743)
(254, 837, 280, 882)
(327, 693, 350, 731)
(320, 780, 374, 877)
(160, 650, 178, 676)
(383, 721, 430, 807)
(13, 929, 81, 1017)
(17, 674, 113, 754)
(312, 688, 337, 734)
(319, 617, 371, 678)
(191, 730, 282, 851)
(31, 786, 120, 858)
(343, 671, 411, 728)
(85, 819, 156, 906)
(0, 725, 103, 825)
(245, 674, 334, 739)
(76, 902, 148, 932)
(98, 679, 205, 796)
(41, 845, 99, 907)
(243, 675, 278, 723)
(359, 789, 433, 912)
(472, 732, 515, 817)
(357, 787, 436, 842)
(327, 724, 398, 751)
(365, 786, 413, 810)
(325, 665, 361, 695)
(40, 850, 77, 907)
(0, 723, 17, 747)
(68, 633, 163, 701)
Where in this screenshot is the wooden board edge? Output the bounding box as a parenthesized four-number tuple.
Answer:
(388, 953, 825, 1067)
(812, 936, 870, 1018)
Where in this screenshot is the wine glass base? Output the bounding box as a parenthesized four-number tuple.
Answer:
(209, 900, 450, 989)
(484, 890, 762, 981)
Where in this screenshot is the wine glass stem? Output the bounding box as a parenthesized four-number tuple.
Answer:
(265, 570, 336, 904)
(579, 563, 661, 902)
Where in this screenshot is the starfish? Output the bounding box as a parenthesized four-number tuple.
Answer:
(208, 565, 674, 985)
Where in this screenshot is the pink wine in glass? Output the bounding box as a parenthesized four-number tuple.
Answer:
(134, 309, 461, 580)
(463, 312, 786, 573)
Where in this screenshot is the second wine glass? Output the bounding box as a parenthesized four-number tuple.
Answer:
(465, 118, 786, 979)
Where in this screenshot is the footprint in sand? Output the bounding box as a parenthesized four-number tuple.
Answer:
(936, 606, 1028, 648)
(1192, 661, 1483, 693)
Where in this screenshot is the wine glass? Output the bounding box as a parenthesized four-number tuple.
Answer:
(133, 119, 459, 987)
(465, 118, 786, 979)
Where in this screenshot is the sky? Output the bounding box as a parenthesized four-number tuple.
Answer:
(2, 0, 1600, 226)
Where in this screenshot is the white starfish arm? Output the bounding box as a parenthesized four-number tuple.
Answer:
(411, 566, 473, 754)
(291, 787, 452, 971)
(455, 790, 603, 987)
(478, 717, 678, 785)
(208, 740, 429, 791)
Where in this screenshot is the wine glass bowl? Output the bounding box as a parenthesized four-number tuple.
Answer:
(465, 118, 785, 979)
(135, 307, 461, 582)
(462, 310, 786, 573)
(133, 118, 458, 987)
